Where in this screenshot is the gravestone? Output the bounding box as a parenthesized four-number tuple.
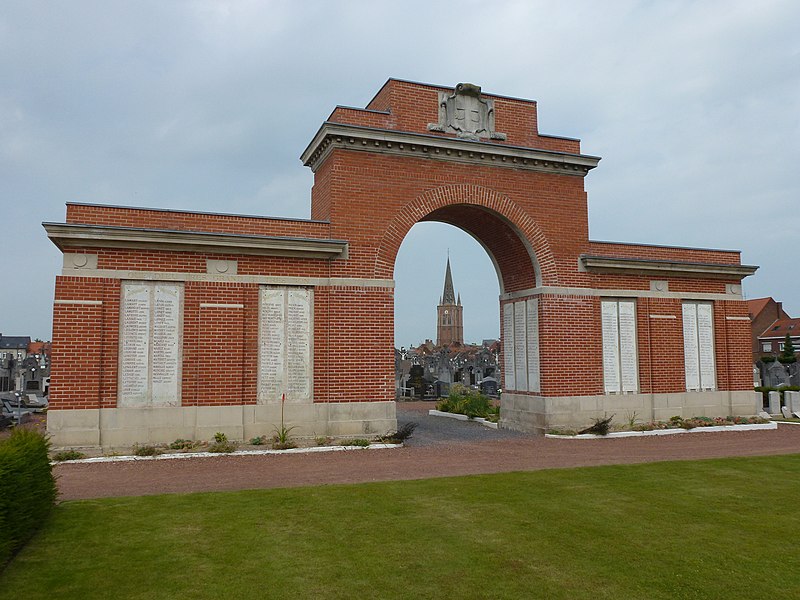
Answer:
(758, 411, 772, 420)
(764, 361, 790, 388)
(781, 405, 792, 419)
(785, 390, 800, 413)
(768, 391, 781, 415)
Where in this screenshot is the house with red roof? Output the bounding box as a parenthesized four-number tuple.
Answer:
(747, 298, 793, 361)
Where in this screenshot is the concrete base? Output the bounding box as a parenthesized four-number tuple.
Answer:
(47, 401, 397, 450)
(501, 390, 762, 435)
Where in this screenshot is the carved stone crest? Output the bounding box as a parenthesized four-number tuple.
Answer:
(428, 83, 507, 141)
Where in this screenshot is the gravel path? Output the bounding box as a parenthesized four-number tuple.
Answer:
(54, 402, 800, 501)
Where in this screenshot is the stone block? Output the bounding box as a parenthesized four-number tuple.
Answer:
(768, 391, 781, 415)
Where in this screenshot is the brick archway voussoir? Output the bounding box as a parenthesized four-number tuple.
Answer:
(374, 184, 556, 288)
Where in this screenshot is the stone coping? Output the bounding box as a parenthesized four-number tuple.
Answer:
(428, 409, 499, 429)
(52, 443, 402, 465)
(545, 421, 777, 439)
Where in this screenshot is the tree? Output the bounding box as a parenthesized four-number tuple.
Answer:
(779, 333, 797, 364)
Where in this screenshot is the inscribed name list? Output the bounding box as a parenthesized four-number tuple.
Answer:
(119, 284, 151, 406)
(258, 286, 312, 403)
(502, 304, 516, 391)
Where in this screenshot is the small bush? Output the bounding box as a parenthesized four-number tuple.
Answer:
(0, 428, 57, 568)
(547, 428, 578, 436)
(339, 438, 371, 447)
(436, 385, 495, 419)
(169, 439, 197, 451)
(208, 432, 238, 453)
(315, 436, 332, 446)
(578, 415, 614, 436)
(381, 422, 418, 444)
(132, 444, 162, 457)
(52, 449, 86, 462)
(249, 436, 267, 446)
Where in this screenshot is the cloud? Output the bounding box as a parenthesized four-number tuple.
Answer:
(1, 0, 798, 341)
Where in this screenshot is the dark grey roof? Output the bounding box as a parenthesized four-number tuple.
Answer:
(0, 336, 30, 349)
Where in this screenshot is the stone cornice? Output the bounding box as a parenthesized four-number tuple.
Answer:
(580, 255, 758, 279)
(43, 223, 349, 260)
(300, 122, 601, 176)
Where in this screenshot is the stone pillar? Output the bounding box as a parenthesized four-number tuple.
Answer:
(768, 390, 781, 415)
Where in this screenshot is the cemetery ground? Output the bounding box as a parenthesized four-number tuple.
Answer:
(0, 454, 799, 599)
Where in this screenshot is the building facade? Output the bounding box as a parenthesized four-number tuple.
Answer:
(45, 79, 759, 447)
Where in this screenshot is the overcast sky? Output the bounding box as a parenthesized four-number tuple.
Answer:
(2, 0, 798, 346)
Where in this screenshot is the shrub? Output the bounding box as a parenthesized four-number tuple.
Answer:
(208, 432, 238, 453)
(779, 334, 797, 364)
(0, 428, 57, 568)
(578, 415, 614, 435)
(169, 439, 197, 451)
(436, 385, 495, 419)
(380, 422, 418, 444)
(546, 428, 578, 436)
(315, 436, 332, 446)
(52, 449, 86, 462)
(339, 438, 371, 447)
(249, 436, 267, 446)
(132, 444, 162, 457)
(761, 356, 776, 363)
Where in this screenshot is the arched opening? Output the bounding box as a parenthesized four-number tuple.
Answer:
(392, 198, 543, 431)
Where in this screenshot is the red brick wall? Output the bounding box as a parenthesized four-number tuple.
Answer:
(66, 203, 331, 239)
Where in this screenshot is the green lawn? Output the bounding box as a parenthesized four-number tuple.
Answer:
(3, 455, 800, 599)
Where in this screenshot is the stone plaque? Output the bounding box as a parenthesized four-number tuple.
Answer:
(502, 303, 515, 391)
(618, 300, 639, 393)
(151, 284, 181, 406)
(258, 286, 312, 404)
(526, 298, 540, 393)
(513, 301, 528, 392)
(286, 288, 311, 401)
(119, 284, 151, 407)
(258, 287, 285, 401)
(697, 303, 716, 390)
(119, 282, 182, 408)
(601, 301, 620, 393)
(683, 303, 700, 391)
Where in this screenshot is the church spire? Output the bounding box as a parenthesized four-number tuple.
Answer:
(442, 256, 456, 304)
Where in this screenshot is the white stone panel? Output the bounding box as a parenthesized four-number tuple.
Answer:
(258, 287, 285, 402)
(526, 298, 540, 393)
(119, 284, 151, 407)
(151, 284, 181, 407)
(258, 286, 312, 404)
(601, 300, 620, 393)
(683, 303, 700, 391)
(697, 303, 716, 390)
(286, 288, 311, 402)
(503, 303, 515, 391)
(618, 300, 639, 393)
(513, 301, 528, 392)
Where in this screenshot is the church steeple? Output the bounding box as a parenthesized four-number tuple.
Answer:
(442, 256, 456, 304)
(436, 256, 464, 346)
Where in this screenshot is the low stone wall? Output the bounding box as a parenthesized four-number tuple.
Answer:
(501, 391, 761, 435)
(47, 402, 397, 449)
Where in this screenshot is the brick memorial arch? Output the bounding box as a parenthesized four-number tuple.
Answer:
(45, 79, 758, 447)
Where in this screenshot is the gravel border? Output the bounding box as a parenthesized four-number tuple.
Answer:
(52, 443, 401, 465)
(545, 421, 777, 439)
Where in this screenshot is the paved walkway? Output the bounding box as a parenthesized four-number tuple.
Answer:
(53, 402, 800, 501)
